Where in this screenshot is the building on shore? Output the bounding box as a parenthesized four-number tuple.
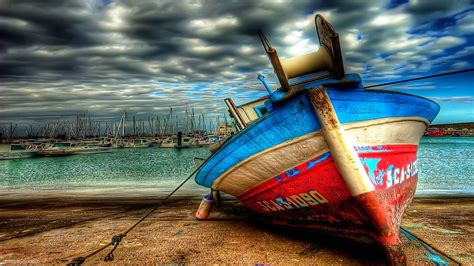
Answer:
(425, 122, 474, 137)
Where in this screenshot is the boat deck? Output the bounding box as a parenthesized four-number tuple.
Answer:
(0, 193, 471, 264)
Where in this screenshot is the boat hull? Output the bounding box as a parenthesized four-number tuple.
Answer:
(72, 147, 112, 155)
(39, 149, 75, 157)
(195, 87, 439, 262)
(237, 144, 418, 246)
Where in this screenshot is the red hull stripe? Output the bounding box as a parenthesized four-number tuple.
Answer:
(238, 144, 418, 213)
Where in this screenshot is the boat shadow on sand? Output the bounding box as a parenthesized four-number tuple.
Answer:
(218, 200, 453, 265)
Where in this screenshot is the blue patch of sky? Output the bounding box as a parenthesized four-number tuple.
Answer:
(443, 45, 469, 58)
(212, 89, 225, 97)
(384, 0, 409, 9)
(188, 84, 208, 91)
(392, 65, 404, 71)
(418, 40, 433, 47)
(236, 66, 256, 73)
(434, 102, 474, 124)
(408, 10, 471, 36)
(154, 82, 186, 88)
(240, 90, 266, 100)
(378, 71, 473, 124)
(227, 82, 245, 89)
(187, 94, 203, 100)
(150, 92, 164, 97)
(98, 0, 112, 9)
(422, 73, 474, 98)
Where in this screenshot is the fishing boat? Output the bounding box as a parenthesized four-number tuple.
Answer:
(195, 15, 439, 263)
(0, 144, 39, 160)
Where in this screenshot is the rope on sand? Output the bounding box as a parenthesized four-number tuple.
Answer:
(67, 160, 206, 265)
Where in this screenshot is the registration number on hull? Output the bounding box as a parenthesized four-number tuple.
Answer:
(255, 190, 328, 212)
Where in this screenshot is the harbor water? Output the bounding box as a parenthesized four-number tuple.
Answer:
(0, 137, 472, 196)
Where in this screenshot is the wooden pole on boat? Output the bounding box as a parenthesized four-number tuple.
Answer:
(308, 87, 374, 195)
(308, 86, 405, 264)
(224, 98, 246, 131)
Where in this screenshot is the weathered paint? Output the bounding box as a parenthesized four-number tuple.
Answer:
(308, 86, 375, 196)
(238, 144, 417, 208)
(238, 144, 418, 262)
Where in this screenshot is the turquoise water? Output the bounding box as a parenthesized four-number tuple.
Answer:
(417, 137, 474, 196)
(0, 147, 211, 190)
(0, 137, 473, 196)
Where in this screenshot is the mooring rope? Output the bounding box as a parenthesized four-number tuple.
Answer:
(67, 162, 205, 266)
(365, 68, 474, 88)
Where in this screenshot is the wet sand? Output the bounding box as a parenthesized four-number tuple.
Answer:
(0, 192, 472, 265)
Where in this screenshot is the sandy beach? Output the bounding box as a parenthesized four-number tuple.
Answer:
(0, 192, 472, 265)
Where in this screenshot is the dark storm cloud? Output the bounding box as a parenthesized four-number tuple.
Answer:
(0, 0, 473, 124)
(0, 0, 102, 49)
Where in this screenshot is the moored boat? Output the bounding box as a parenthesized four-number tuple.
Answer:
(0, 144, 39, 160)
(160, 137, 177, 148)
(196, 134, 221, 147)
(195, 15, 440, 263)
(123, 138, 152, 148)
(160, 133, 195, 148)
(72, 141, 112, 155)
(39, 142, 76, 157)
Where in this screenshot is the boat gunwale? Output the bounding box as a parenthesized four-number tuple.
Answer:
(234, 76, 441, 112)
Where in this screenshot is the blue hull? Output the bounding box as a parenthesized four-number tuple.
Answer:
(196, 80, 439, 188)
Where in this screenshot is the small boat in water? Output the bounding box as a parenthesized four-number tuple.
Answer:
(160, 133, 195, 148)
(123, 139, 152, 148)
(195, 15, 439, 263)
(160, 137, 177, 148)
(72, 141, 112, 155)
(196, 134, 221, 147)
(39, 142, 76, 157)
(0, 144, 39, 160)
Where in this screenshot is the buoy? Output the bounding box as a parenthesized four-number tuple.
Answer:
(195, 194, 213, 220)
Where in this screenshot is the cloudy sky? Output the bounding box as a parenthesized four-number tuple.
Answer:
(0, 0, 473, 126)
